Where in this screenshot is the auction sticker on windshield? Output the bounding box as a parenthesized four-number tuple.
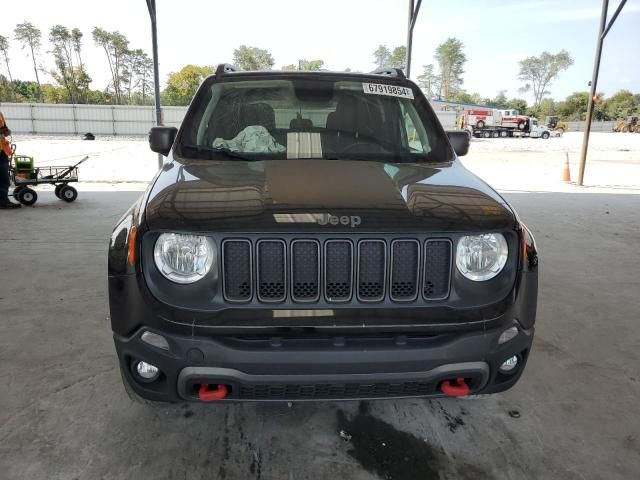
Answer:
(362, 83, 414, 99)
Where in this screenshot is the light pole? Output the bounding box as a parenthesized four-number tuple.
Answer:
(146, 0, 163, 169)
(405, 0, 422, 78)
(577, 0, 627, 186)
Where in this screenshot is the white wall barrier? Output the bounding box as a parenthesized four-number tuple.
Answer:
(0, 102, 461, 136)
(0, 102, 618, 135)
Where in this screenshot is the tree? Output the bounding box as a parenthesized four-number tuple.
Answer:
(233, 46, 274, 71)
(604, 90, 638, 119)
(530, 97, 557, 119)
(14, 21, 43, 102)
(122, 48, 151, 104)
(50, 25, 80, 103)
(0, 36, 15, 100)
(10, 79, 42, 102)
(507, 98, 528, 114)
(417, 64, 440, 99)
(92, 28, 130, 104)
(0, 74, 15, 102)
(556, 91, 590, 121)
(435, 38, 466, 100)
(483, 90, 508, 108)
(389, 46, 407, 69)
(518, 50, 573, 107)
(162, 65, 214, 106)
(71, 28, 84, 69)
(282, 59, 324, 71)
(373, 45, 391, 69)
(452, 91, 482, 105)
(135, 53, 154, 104)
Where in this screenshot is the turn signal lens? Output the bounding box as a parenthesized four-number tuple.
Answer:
(498, 326, 519, 345)
(127, 226, 137, 265)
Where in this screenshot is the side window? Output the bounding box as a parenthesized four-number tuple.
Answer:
(400, 101, 429, 153)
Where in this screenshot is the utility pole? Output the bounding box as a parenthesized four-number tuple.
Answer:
(577, 0, 627, 186)
(146, 0, 164, 169)
(405, 0, 422, 78)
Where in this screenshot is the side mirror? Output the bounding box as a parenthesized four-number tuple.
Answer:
(149, 126, 178, 156)
(447, 130, 470, 157)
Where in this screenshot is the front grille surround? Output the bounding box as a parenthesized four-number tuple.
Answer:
(221, 235, 453, 305)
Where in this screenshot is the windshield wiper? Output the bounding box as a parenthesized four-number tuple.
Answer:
(181, 144, 255, 161)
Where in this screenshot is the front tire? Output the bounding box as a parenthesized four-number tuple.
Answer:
(476, 120, 485, 129)
(17, 187, 37, 206)
(541, 132, 550, 139)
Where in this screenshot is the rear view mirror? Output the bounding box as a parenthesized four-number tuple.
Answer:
(447, 130, 470, 157)
(149, 126, 178, 156)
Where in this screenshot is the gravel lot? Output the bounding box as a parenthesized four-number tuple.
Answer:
(10, 131, 640, 193)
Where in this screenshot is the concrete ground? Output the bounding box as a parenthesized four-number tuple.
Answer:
(1, 134, 639, 479)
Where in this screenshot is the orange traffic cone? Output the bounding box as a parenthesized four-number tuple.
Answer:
(562, 153, 571, 183)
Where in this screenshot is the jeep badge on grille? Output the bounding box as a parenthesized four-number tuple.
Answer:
(317, 214, 361, 228)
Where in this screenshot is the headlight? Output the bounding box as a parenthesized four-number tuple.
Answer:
(456, 233, 508, 281)
(153, 233, 214, 284)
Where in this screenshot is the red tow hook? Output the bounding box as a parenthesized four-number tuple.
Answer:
(198, 384, 229, 401)
(440, 378, 470, 397)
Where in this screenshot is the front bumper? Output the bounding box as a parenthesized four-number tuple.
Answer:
(115, 321, 533, 402)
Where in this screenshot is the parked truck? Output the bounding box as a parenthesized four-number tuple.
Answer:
(458, 108, 551, 139)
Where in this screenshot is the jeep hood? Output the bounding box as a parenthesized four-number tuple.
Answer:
(144, 159, 516, 233)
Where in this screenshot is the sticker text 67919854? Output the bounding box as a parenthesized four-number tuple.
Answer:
(362, 83, 414, 99)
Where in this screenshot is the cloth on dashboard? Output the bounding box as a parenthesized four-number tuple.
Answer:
(213, 125, 285, 153)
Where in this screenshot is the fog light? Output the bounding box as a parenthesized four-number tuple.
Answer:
(499, 355, 519, 373)
(136, 361, 160, 380)
(141, 331, 170, 351)
(498, 326, 518, 345)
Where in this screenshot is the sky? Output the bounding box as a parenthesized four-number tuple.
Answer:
(4, 0, 640, 102)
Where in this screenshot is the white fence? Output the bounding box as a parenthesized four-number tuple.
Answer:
(0, 102, 461, 136)
(0, 102, 617, 135)
(0, 103, 187, 136)
(565, 120, 616, 132)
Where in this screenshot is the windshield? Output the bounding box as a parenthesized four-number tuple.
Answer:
(178, 77, 453, 163)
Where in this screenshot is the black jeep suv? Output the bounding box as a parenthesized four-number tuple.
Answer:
(108, 65, 538, 403)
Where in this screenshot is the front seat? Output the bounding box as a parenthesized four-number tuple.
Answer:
(325, 95, 358, 154)
(239, 103, 276, 132)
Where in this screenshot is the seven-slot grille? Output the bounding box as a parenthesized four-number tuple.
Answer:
(221, 238, 451, 304)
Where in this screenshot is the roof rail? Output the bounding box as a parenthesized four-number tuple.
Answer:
(370, 67, 406, 79)
(216, 63, 239, 75)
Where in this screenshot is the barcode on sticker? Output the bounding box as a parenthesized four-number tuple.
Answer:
(362, 83, 414, 99)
